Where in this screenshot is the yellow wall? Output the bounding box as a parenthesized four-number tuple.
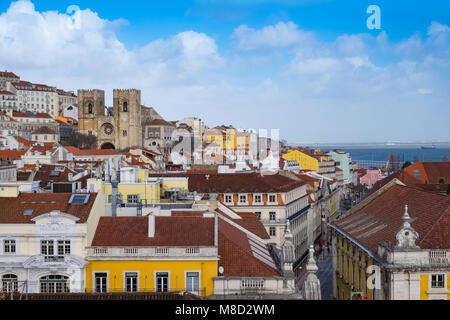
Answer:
(86, 260, 218, 296)
(336, 235, 374, 300)
(0, 185, 19, 197)
(282, 150, 319, 171)
(102, 182, 161, 204)
(160, 178, 189, 193)
(420, 274, 450, 300)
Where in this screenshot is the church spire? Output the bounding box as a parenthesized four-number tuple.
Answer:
(395, 205, 419, 249)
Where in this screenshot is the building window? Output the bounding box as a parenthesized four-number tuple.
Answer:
(41, 240, 54, 257)
(95, 273, 108, 293)
(186, 272, 200, 295)
(127, 194, 139, 203)
(431, 274, 445, 288)
(4, 240, 16, 254)
(255, 212, 261, 219)
(2, 274, 18, 292)
(224, 195, 233, 204)
(88, 103, 93, 114)
(156, 272, 169, 292)
(57, 240, 71, 257)
(239, 194, 247, 204)
(123, 102, 128, 112)
(40, 275, 70, 293)
(125, 272, 138, 292)
(269, 195, 276, 203)
(269, 212, 276, 222)
(254, 194, 262, 203)
(269, 227, 276, 237)
(123, 130, 127, 137)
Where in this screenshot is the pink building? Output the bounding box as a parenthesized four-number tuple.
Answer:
(360, 169, 384, 188)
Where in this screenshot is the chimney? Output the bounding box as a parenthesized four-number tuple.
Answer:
(111, 180, 119, 217)
(148, 214, 155, 238)
(68, 173, 73, 181)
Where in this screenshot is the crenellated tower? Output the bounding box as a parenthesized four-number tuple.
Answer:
(113, 89, 142, 150)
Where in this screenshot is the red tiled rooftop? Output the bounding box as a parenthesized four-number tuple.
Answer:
(0, 193, 98, 224)
(92, 216, 215, 247)
(0, 150, 26, 160)
(0, 71, 19, 78)
(218, 218, 279, 277)
(64, 146, 88, 156)
(333, 184, 450, 251)
(0, 90, 15, 95)
(84, 149, 119, 156)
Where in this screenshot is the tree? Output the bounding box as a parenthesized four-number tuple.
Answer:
(61, 132, 97, 149)
(402, 161, 412, 169)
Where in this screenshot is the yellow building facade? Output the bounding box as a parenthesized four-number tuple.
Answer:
(282, 149, 319, 171)
(85, 259, 218, 296)
(333, 232, 450, 300)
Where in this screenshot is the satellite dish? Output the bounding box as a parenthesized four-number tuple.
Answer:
(218, 266, 224, 275)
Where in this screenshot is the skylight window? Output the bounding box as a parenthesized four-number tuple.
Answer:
(50, 171, 61, 177)
(23, 209, 34, 216)
(413, 170, 422, 178)
(68, 194, 90, 205)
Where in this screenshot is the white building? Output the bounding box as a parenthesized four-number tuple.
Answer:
(0, 192, 105, 294)
(0, 90, 18, 110)
(8, 81, 59, 117)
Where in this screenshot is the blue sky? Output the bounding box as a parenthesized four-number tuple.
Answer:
(0, 0, 449, 143)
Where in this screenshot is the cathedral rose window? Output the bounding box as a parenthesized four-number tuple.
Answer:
(104, 124, 113, 135)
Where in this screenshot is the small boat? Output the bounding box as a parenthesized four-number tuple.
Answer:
(421, 145, 437, 150)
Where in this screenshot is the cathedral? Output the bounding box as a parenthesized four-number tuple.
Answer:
(77, 89, 162, 150)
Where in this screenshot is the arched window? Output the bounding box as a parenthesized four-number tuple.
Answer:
(1, 274, 18, 292)
(39, 275, 70, 293)
(88, 103, 93, 114)
(123, 102, 128, 112)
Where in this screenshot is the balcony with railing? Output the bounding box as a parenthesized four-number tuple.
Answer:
(429, 250, 449, 266)
(86, 246, 218, 259)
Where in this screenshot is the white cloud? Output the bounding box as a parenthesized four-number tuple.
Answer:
(231, 21, 315, 50)
(0, 1, 449, 143)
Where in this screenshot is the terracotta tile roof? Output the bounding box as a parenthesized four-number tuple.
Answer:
(12, 112, 31, 118)
(229, 212, 270, 240)
(0, 150, 26, 160)
(355, 168, 367, 177)
(367, 169, 423, 197)
(184, 172, 305, 193)
(171, 211, 206, 217)
(13, 136, 34, 147)
(92, 216, 215, 247)
(0, 71, 19, 78)
(0, 193, 98, 224)
(35, 113, 53, 119)
(32, 126, 56, 134)
(84, 149, 119, 156)
(0, 90, 15, 95)
(64, 146, 88, 156)
(144, 119, 175, 127)
(28, 146, 57, 154)
(17, 171, 32, 181)
(218, 218, 279, 277)
(33, 164, 77, 188)
(335, 167, 343, 172)
(333, 184, 450, 251)
(404, 162, 450, 184)
(291, 172, 320, 182)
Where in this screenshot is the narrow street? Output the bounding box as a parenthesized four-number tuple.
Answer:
(316, 247, 334, 300)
